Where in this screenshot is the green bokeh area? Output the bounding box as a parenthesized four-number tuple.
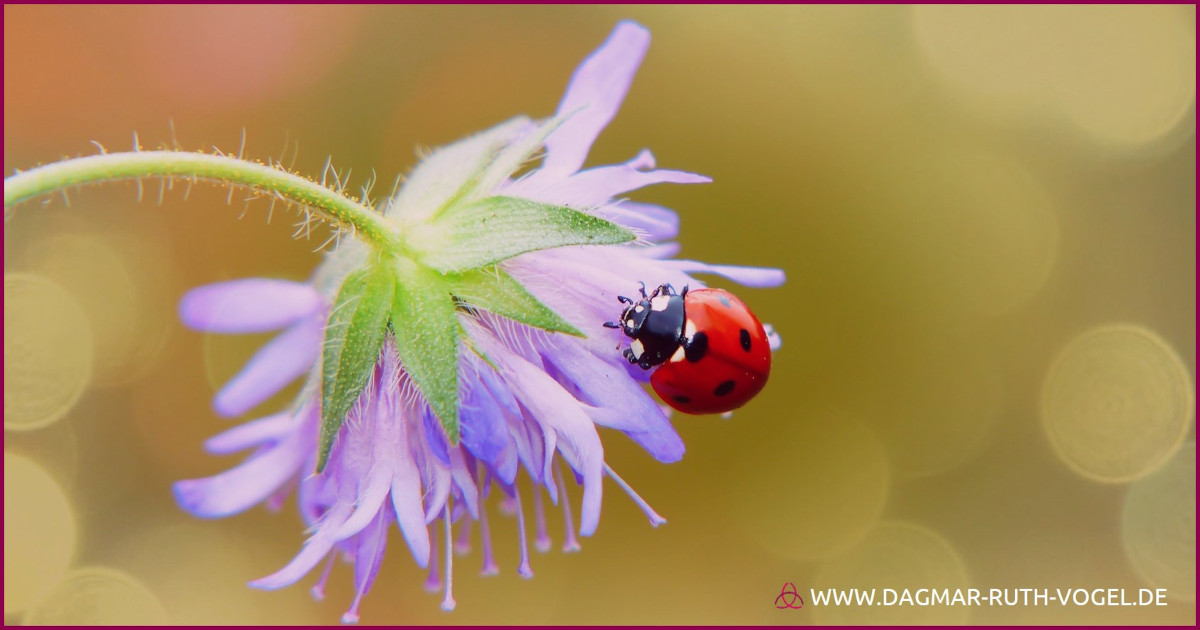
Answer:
(4, 5, 1195, 625)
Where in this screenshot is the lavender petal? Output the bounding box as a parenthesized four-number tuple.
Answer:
(179, 279, 322, 334)
(249, 503, 353, 590)
(593, 201, 680, 242)
(660, 260, 787, 287)
(213, 315, 322, 418)
(541, 341, 684, 463)
(352, 507, 390, 601)
(203, 411, 295, 455)
(527, 159, 710, 209)
(470, 325, 604, 536)
(175, 430, 308, 518)
(536, 21, 651, 182)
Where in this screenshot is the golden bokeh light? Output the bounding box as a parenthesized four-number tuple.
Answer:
(1122, 444, 1196, 601)
(880, 149, 1059, 320)
(2, 5, 1194, 625)
(1042, 324, 1194, 483)
(23, 230, 175, 387)
(1052, 6, 1195, 149)
(22, 566, 170, 625)
(737, 415, 890, 561)
(4, 273, 94, 431)
(862, 336, 1004, 478)
(913, 5, 1195, 149)
(120, 519, 319, 624)
(814, 521, 971, 625)
(4, 452, 78, 615)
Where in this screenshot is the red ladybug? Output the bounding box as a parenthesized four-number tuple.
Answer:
(604, 282, 771, 414)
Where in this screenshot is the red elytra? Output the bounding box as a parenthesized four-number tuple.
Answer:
(604, 283, 772, 415)
(650, 288, 771, 414)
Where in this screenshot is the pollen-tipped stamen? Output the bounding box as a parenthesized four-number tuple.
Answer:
(554, 463, 581, 552)
(454, 516, 472, 555)
(532, 485, 551, 552)
(514, 486, 534, 578)
(603, 462, 666, 526)
(311, 552, 338, 601)
(479, 496, 499, 576)
(424, 525, 442, 593)
(342, 588, 364, 624)
(440, 502, 456, 612)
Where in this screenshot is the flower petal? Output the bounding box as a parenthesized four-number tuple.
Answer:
(537, 21, 651, 182)
(448, 448, 480, 519)
(213, 315, 323, 417)
(635, 242, 682, 259)
(175, 426, 309, 518)
(331, 473, 390, 541)
(180, 279, 322, 334)
(660, 260, 787, 288)
(421, 407, 452, 467)
(518, 153, 710, 209)
(593, 201, 679, 242)
(203, 411, 296, 455)
(249, 503, 353, 590)
(470, 324, 604, 536)
(375, 359, 432, 568)
(540, 340, 684, 463)
(490, 440, 520, 486)
(352, 506, 390, 600)
(419, 448, 452, 525)
(460, 370, 513, 470)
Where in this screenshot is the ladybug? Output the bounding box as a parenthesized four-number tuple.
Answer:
(604, 282, 771, 414)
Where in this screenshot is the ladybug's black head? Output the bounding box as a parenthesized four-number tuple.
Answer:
(618, 299, 655, 338)
(604, 283, 689, 370)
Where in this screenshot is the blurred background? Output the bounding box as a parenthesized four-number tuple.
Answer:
(4, 5, 1195, 625)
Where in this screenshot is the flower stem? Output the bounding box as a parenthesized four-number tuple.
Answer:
(4, 151, 402, 251)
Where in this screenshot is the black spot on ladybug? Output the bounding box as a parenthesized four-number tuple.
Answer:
(713, 380, 736, 397)
(718, 296, 732, 308)
(673, 395, 691, 404)
(685, 331, 708, 362)
(739, 328, 752, 352)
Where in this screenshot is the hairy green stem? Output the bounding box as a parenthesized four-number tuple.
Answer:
(4, 151, 402, 251)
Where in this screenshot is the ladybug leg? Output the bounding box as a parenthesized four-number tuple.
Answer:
(617, 295, 634, 305)
(603, 320, 621, 329)
(680, 284, 689, 298)
(621, 347, 639, 365)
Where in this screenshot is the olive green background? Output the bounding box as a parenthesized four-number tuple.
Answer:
(4, 5, 1195, 625)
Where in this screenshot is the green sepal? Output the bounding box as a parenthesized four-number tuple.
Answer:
(447, 266, 583, 337)
(391, 262, 463, 445)
(317, 260, 397, 472)
(414, 196, 635, 273)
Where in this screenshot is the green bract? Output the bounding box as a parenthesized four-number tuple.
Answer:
(389, 261, 463, 445)
(447, 266, 583, 338)
(313, 161, 635, 463)
(412, 195, 635, 273)
(318, 261, 396, 471)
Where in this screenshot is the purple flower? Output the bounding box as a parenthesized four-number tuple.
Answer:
(174, 21, 783, 623)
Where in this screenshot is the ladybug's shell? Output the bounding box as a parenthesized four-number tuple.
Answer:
(650, 288, 771, 414)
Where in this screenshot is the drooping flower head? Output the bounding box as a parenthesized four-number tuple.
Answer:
(174, 21, 783, 623)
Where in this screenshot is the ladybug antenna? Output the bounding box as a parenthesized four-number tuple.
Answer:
(602, 320, 621, 329)
(637, 281, 648, 298)
(617, 295, 634, 305)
